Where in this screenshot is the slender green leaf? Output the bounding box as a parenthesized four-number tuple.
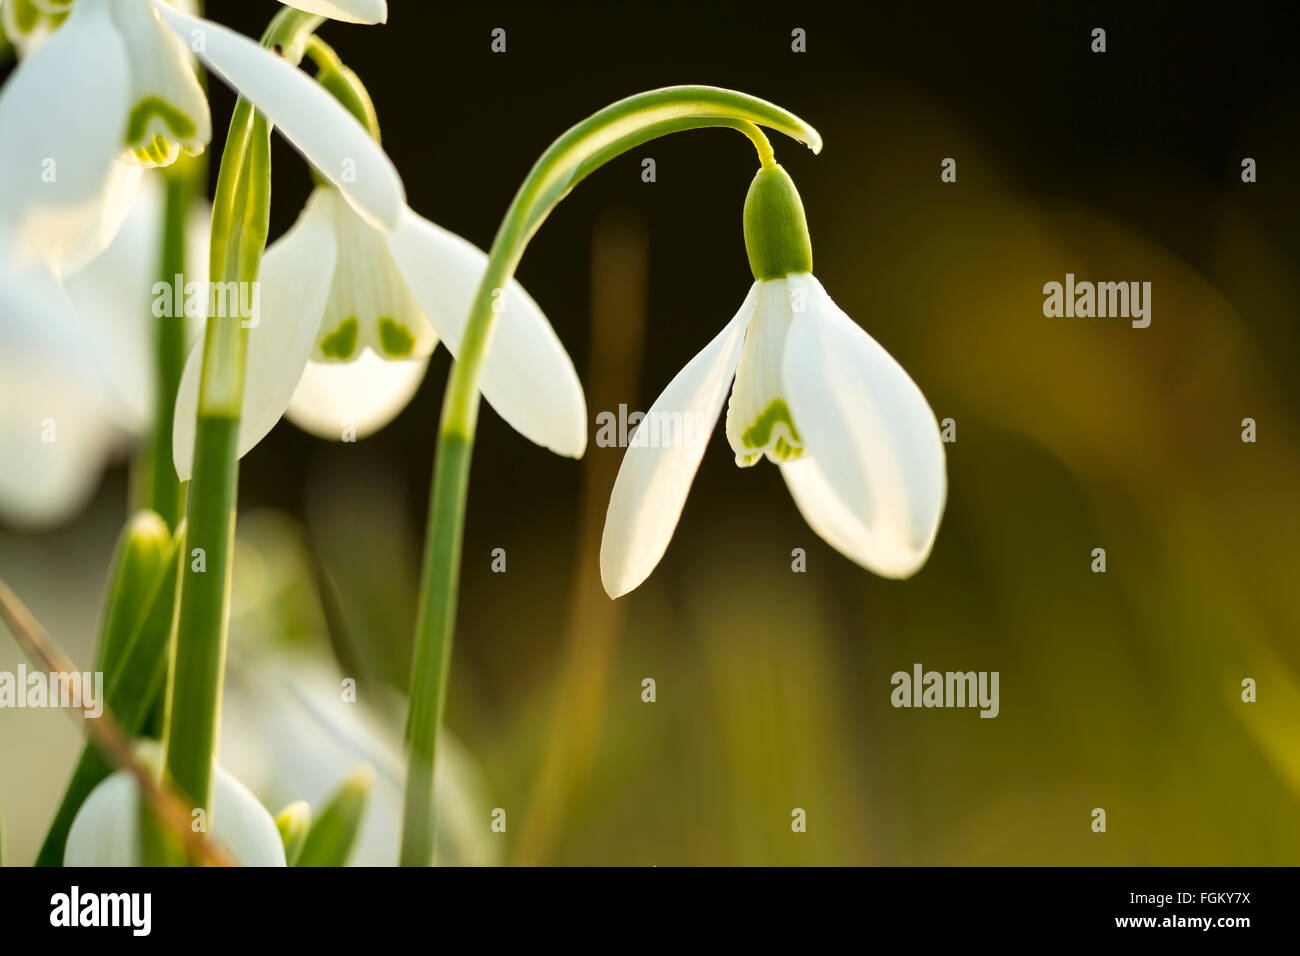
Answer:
(35, 519, 185, 866)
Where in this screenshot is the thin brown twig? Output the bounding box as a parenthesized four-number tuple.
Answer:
(0, 575, 232, 867)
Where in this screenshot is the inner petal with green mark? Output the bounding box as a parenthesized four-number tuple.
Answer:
(1, 0, 67, 54)
(319, 318, 359, 360)
(312, 188, 437, 364)
(725, 279, 807, 466)
(110, 0, 211, 167)
(125, 97, 200, 166)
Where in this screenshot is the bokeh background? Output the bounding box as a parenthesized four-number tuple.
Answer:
(2, 0, 1298, 864)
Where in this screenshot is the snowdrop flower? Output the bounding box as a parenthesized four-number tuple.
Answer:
(0, 0, 396, 276)
(65, 742, 285, 866)
(601, 163, 947, 597)
(172, 184, 587, 478)
(0, 174, 205, 528)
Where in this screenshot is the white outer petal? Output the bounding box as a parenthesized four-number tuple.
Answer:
(152, 2, 405, 230)
(386, 207, 587, 457)
(173, 190, 338, 480)
(599, 284, 758, 598)
(0, 265, 118, 528)
(382, 212, 587, 455)
(276, 0, 388, 24)
(285, 351, 429, 440)
(65, 762, 286, 866)
(781, 273, 946, 578)
(0, 0, 137, 273)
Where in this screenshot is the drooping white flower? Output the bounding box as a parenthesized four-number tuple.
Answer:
(600, 163, 947, 597)
(0, 0, 397, 276)
(172, 185, 587, 479)
(65, 743, 286, 866)
(0, 173, 206, 528)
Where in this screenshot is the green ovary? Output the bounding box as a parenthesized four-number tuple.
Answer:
(378, 317, 415, 357)
(741, 399, 804, 462)
(319, 318, 359, 359)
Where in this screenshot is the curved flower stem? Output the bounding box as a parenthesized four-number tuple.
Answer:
(162, 8, 322, 813)
(399, 86, 821, 866)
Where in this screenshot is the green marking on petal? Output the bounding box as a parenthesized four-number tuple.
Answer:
(377, 317, 415, 358)
(125, 96, 197, 149)
(772, 436, 804, 461)
(740, 398, 802, 451)
(12, 0, 40, 34)
(319, 318, 359, 359)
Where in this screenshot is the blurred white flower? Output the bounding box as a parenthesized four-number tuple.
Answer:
(172, 185, 587, 479)
(220, 652, 499, 866)
(601, 164, 947, 596)
(0, 174, 206, 528)
(65, 742, 285, 866)
(0, 0, 398, 276)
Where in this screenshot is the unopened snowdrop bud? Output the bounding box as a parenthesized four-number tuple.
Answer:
(742, 163, 812, 280)
(65, 746, 286, 867)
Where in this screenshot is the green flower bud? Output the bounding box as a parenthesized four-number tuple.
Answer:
(742, 163, 813, 281)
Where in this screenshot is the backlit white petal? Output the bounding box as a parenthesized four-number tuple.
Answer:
(0, 0, 135, 273)
(312, 188, 434, 363)
(173, 189, 337, 480)
(66, 753, 285, 866)
(152, 2, 405, 230)
(0, 265, 119, 528)
(109, 0, 211, 166)
(276, 0, 388, 25)
(285, 351, 429, 440)
(724, 277, 804, 466)
(599, 284, 758, 598)
(386, 207, 587, 457)
(781, 274, 945, 578)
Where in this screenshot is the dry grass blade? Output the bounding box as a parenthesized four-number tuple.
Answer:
(0, 576, 232, 867)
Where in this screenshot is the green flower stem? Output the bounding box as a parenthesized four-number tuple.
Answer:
(145, 163, 199, 529)
(162, 8, 321, 813)
(399, 86, 821, 866)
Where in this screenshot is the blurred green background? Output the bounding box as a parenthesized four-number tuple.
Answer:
(2, 0, 1298, 864)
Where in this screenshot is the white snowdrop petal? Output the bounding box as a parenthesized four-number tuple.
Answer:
(0, 265, 119, 528)
(109, 0, 211, 166)
(173, 189, 337, 480)
(724, 277, 804, 466)
(65, 760, 286, 866)
(599, 284, 758, 598)
(285, 351, 429, 440)
(386, 207, 587, 457)
(276, 0, 388, 25)
(0, 0, 135, 272)
(780, 273, 946, 578)
(314, 191, 434, 363)
(151, 2, 405, 230)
